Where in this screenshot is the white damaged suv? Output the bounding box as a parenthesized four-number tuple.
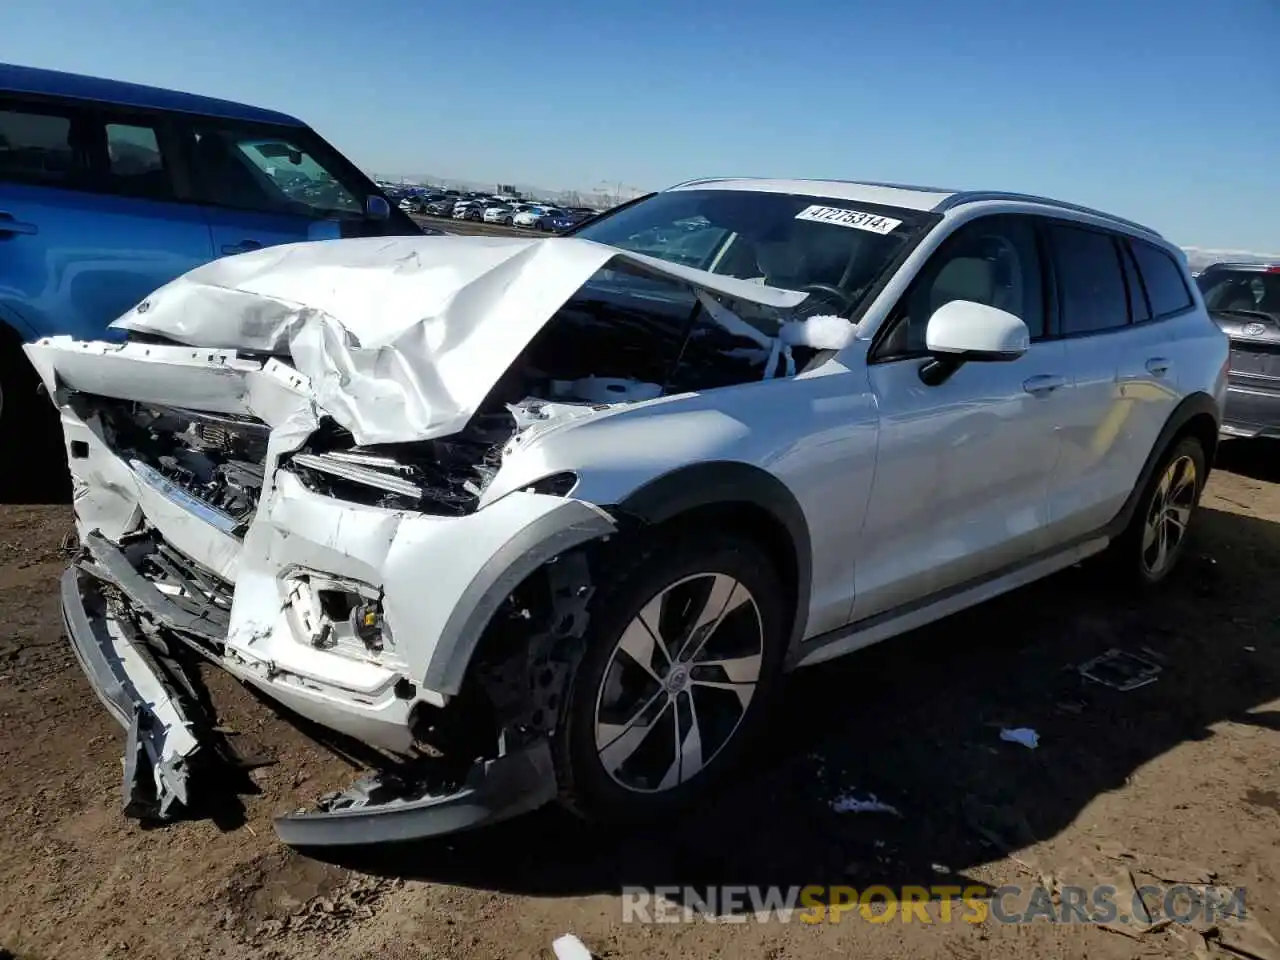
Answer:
(27, 178, 1228, 844)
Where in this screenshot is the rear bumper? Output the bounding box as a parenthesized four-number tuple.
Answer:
(1222, 382, 1280, 438)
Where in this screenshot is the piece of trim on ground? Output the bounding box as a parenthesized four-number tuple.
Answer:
(274, 738, 558, 847)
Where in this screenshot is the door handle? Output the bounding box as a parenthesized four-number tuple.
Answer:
(0, 213, 38, 236)
(1146, 357, 1171, 377)
(1022, 374, 1066, 396)
(221, 240, 262, 255)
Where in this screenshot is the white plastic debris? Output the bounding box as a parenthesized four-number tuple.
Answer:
(830, 791, 902, 816)
(778, 314, 855, 349)
(999, 727, 1040, 749)
(552, 933, 593, 960)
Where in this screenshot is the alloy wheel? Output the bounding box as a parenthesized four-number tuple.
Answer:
(592, 572, 764, 794)
(1141, 454, 1198, 577)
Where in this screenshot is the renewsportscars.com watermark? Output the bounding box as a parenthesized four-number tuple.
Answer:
(621, 884, 1248, 925)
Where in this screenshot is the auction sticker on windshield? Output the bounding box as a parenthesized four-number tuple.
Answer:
(795, 205, 902, 234)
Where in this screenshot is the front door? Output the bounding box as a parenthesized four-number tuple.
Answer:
(853, 214, 1070, 621)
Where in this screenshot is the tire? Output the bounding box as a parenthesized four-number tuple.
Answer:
(553, 530, 788, 823)
(1108, 435, 1206, 586)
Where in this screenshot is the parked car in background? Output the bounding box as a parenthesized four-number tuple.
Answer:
(0, 61, 421, 493)
(1197, 261, 1280, 438)
(483, 203, 514, 224)
(32, 177, 1225, 844)
(453, 200, 484, 220)
(513, 205, 557, 227)
(422, 195, 457, 217)
(532, 208, 578, 232)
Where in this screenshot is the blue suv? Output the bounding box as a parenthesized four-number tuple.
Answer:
(0, 63, 424, 489)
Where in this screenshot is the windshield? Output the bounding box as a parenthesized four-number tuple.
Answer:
(1198, 269, 1280, 317)
(571, 188, 934, 317)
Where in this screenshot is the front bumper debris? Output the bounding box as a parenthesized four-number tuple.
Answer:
(274, 740, 557, 846)
(60, 543, 564, 844)
(60, 566, 201, 821)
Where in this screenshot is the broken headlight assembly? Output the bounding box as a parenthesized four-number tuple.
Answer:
(282, 414, 514, 515)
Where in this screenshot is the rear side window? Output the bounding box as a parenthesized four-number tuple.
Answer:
(0, 107, 76, 185)
(1130, 240, 1193, 318)
(1047, 224, 1129, 335)
(103, 122, 170, 199)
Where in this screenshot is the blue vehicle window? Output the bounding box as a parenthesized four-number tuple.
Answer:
(191, 126, 365, 218)
(104, 122, 170, 199)
(0, 107, 77, 185)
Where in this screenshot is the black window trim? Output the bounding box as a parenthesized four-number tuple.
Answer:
(1126, 236, 1198, 324)
(869, 212, 1048, 364)
(1117, 237, 1153, 324)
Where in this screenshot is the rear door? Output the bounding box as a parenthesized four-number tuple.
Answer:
(1113, 237, 1196, 459)
(177, 118, 418, 256)
(0, 97, 214, 340)
(1041, 221, 1172, 541)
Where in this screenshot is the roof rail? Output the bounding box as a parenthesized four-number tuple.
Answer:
(666, 177, 737, 189)
(936, 191, 1162, 239)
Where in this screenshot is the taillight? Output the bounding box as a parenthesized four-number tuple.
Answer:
(1267, 265, 1280, 274)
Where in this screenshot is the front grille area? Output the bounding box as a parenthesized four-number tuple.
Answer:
(72, 394, 270, 535)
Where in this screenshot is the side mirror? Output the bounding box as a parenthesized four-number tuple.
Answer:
(919, 299, 1029, 385)
(365, 195, 391, 220)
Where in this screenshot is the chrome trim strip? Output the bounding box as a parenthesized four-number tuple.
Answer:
(130, 460, 241, 535)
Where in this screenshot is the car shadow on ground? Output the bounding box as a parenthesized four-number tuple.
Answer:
(1215, 437, 1280, 484)
(309, 499, 1280, 913)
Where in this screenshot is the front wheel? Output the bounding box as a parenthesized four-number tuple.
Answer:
(554, 532, 788, 823)
(1110, 435, 1206, 585)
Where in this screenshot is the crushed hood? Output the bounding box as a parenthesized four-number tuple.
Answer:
(114, 235, 808, 445)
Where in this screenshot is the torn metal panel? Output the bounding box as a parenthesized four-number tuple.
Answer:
(108, 235, 809, 446)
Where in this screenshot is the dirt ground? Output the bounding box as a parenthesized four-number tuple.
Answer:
(1, 441, 1278, 960)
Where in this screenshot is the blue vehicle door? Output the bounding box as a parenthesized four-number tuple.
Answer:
(178, 119, 419, 254)
(0, 98, 215, 341)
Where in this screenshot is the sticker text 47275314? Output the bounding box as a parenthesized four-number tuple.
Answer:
(794, 205, 903, 235)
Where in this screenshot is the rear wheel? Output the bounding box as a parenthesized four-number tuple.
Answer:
(1111, 435, 1206, 585)
(554, 532, 788, 822)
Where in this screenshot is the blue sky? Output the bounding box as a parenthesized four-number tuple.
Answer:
(3, 0, 1277, 250)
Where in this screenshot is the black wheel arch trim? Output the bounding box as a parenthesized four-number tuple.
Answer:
(611, 461, 813, 649)
(1103, 391, 1219, 539)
